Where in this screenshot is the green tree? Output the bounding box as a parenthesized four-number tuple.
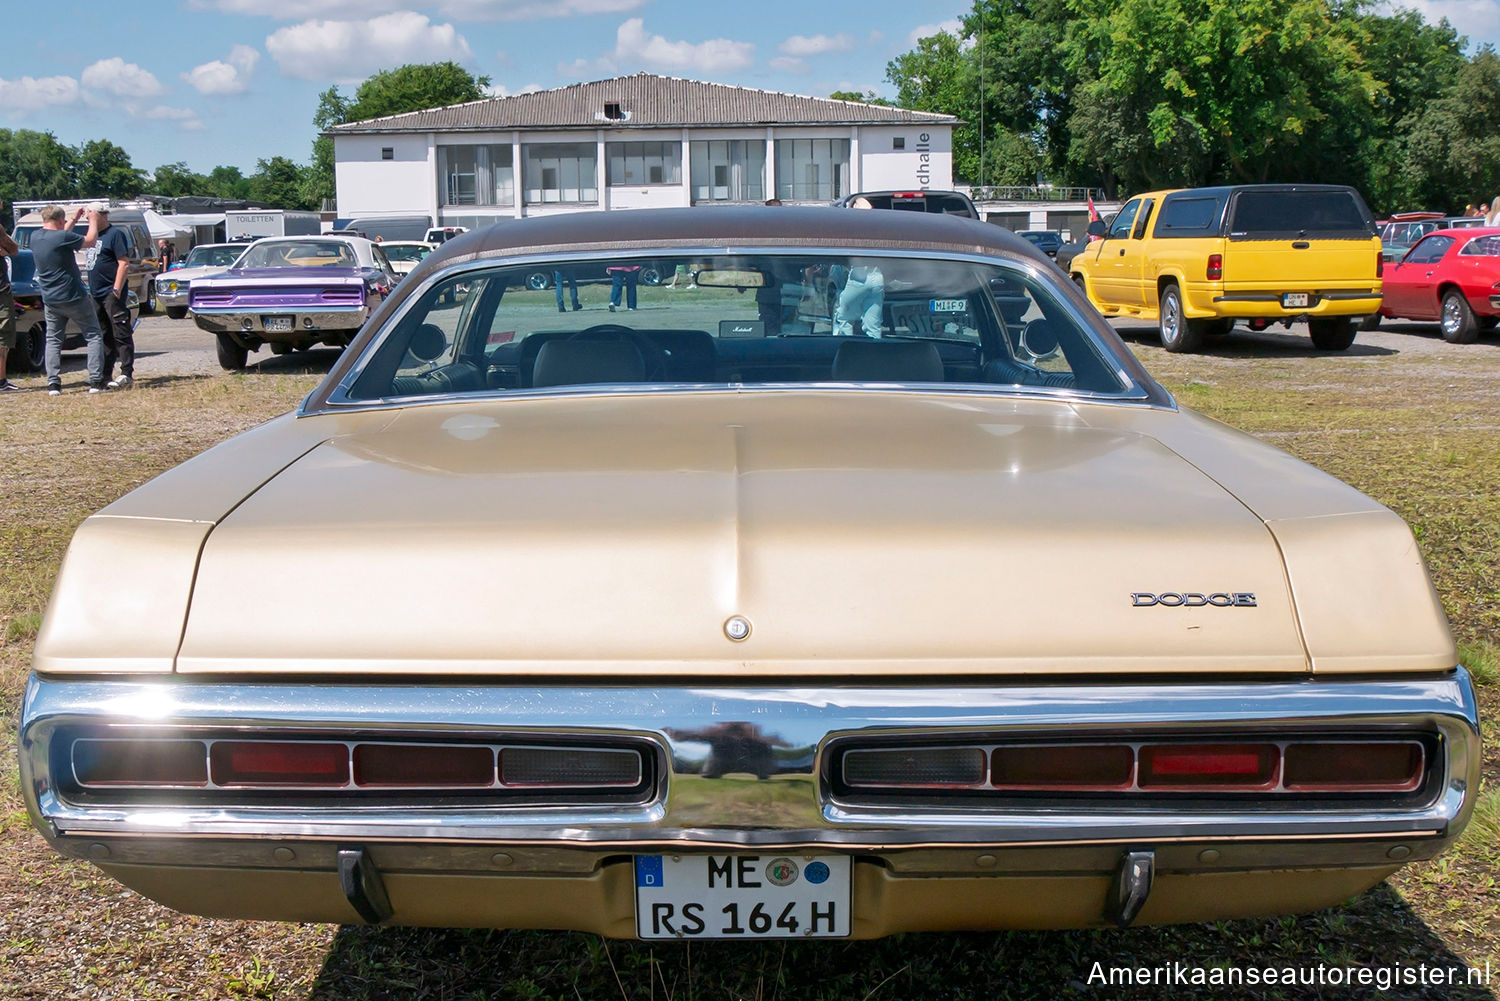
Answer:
(306, 85, 352, 209)
(150, 161, 208, 198)
(345, 61, 491, 123)
(1401, 47, 1500, 214)
(73, 138, 147, 198)
(206, 165, 252, 200)
(0, 129, 79, 226)
(249, 156, 313, 209)
(829, 90, 892, 105)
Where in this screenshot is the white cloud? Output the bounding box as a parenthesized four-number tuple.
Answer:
(769, 56, 809, 75)
(779, 33, 854, 57)
(1394, 0, 1500, 47)
(483, 82, 544, 97)
(183, 44, 260, 95)
(80, 58, 167, 100)
(266, 12, 473, 82)
(907, 19, 963, 45)
(612, 18, 754, 73)
(197, 0, 646, 21)
(0, 74, 80, 113)
(556, 55, 615, 78)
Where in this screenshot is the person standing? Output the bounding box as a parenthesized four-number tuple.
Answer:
(156, 238, 175, 270)
(86, 204, 136, 389)
(0, 211, 20, 391)
(553, 268, 580, 312)
(606, 262, 640, 311)
(30, 204, 106, 395)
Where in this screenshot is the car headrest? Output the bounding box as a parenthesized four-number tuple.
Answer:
(408, 323, 447, 363)
(830, 339, 945, 382)
(531, 338, 646, 389)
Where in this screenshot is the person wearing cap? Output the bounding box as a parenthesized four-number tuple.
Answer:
(30, 204, 106, 395)
(85, 204, 136, 389)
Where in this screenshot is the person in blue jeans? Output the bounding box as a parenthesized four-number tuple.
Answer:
(607, 263, 640, 311)
(554, 269, 580, 312)
(29, 205, 107, 394)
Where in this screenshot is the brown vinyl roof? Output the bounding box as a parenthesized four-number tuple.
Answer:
(329, 73, 958, 135)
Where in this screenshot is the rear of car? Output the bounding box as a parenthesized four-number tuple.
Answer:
(836, 190, 980, 219)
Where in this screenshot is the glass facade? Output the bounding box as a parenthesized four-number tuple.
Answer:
(607, 141, 682, 186)
(775, 139, 851, 202)
(689, 140, 766, 203)
(437, 144, 514, 207)
(523, 143, 599, 205)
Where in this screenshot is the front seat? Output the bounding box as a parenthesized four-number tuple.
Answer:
(830, 339, 945, 382)
(531, 338, 646, 388)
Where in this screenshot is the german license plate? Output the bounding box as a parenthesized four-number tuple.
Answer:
(263, 316, 294, 332)
(635, 854, 850, 939)
(1281, 293, 1311, 309)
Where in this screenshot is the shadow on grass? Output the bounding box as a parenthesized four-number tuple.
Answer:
(1112, 324, 1400, 359)
(306, 884, 1493, 1001)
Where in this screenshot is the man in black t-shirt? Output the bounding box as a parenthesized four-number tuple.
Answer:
(86, 205, 136, 389)
(30, 204, 105, 394)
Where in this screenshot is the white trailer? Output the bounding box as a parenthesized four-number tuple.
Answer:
(224, 210, 322, 240)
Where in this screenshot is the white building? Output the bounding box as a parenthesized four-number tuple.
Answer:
(331, 73, 956, 229)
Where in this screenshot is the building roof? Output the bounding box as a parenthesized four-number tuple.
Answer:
(329, 73, 958, 135)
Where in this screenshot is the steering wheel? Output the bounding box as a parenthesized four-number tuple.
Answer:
(571, 324, 668, 381)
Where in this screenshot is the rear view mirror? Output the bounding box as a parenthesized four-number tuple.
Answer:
(694, 269, 766, 288)
(1087, 220, 1108, 238)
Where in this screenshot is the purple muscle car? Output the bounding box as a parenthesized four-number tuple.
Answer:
(190, 236, 400, 370)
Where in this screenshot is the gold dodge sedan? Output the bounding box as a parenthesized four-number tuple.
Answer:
(20, 208, 1479, 940)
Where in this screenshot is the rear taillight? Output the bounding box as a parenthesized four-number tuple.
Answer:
(1283, 741, 1423, 791)
(835, 738, 1428, 796)
(212, 741, 350, 787)
(354, 743, 494, 787)
(501, 747, 644, 787)
(1138, 743, 1277, 789)
(1377, 252, 1384, 278)
(73, 738, 208, 787)
(1206, 253, 1223, 281)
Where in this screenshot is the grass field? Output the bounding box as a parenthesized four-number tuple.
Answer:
(0, 321, 1496, 1000)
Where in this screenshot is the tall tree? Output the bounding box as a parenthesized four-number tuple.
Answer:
(306, 85, 352, 209)
(150, 161, 207, 198)
(206, 165, 252, 200)
(0, 129, 80, 224)
(1401, 47, 1500, 214)
(249, 156, 313, 209)
(73, 139, 147, 198)
(345, 62, 491, 123)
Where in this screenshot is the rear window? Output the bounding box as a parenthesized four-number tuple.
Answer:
(852, 193, 978, 219)
(1459, 235, 1500, 257)
(1228, 190, 1373, 240)
(1153, 196, 1223, 237)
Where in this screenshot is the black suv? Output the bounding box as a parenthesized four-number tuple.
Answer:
(1017, 230, 1063, 258)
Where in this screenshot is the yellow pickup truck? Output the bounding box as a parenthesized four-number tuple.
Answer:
(1070, 184, 1383, 352)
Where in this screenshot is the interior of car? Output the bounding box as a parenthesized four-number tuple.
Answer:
(348, 254, 1127, 400)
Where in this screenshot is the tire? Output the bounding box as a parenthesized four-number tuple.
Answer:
(1440, 290, 1478, 344)
(215, 332, 249, 371)
(9, 324, 46, 373)
(640, 267, 662, 286)
(166, 306, 188, 320)
(142, 280, 157, 315)
(525, 272, 551, 291)
(1157, 284, 1203, 353)
(1071, 273, 1086, 296)
(1308, 317, 1358, 351)
(1359, 312, 1382, 331)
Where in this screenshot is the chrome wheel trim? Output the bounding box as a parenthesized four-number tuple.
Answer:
(1441, 297, 1461, 337)
(1160, 292, 1180, 345)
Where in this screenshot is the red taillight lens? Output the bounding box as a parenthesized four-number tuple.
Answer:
(211, 741, 350, 786)
(500, 747, 643, 787)
(73, 739, 208, 786)
(991, 744, 1133, 790)
(842, 746, 987, 788)
(1283, 741, 1423, 791)
(1139, 743, 1277, 788)
(1206, 253, 1223, 281)
(1377, 252, 1384, 278)
(353, 743, 495, 787)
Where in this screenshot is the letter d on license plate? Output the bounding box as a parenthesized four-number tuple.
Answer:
(634, 854, 850, 938)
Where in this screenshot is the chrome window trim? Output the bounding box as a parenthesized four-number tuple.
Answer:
(304, 246, 1158, 418)
(21, 670, 1478, 850)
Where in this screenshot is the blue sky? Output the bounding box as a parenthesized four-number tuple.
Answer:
(3, 0, 1497, 178)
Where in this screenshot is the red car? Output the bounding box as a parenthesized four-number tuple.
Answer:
(1368, 227, 1500, 343)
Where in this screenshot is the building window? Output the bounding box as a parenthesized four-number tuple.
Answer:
(607, 141, 682, 186)
(689, 140, 766, 202)
(892, 137, 905, 150)
(775, 139, 851, 202)
(438, 144, 515, 207)
(524, 142, 598, 204)
(604, 102, 624, 120)
(381, 147, 394, 160)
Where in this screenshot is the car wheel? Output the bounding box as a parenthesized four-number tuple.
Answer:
(10, 323, 46, 373)
(1157, 284, 1203, 353)
(1308, 317, 1358, 351)
(1071, 273, 1086, 296)
(1440, 290, 1478, 344)
(525, 272, 551, 291)
(143, 281, 157, 314)
(215, 333, 249, 371)
(640, 267, 662, 286)
(1359, 312, 1382, 331)
(166, 306, 188, 320)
